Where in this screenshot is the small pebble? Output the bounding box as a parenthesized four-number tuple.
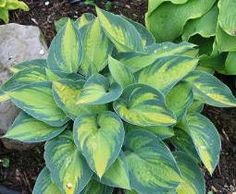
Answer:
(39, 49, 45, 55)
(45, 1, 50, 6)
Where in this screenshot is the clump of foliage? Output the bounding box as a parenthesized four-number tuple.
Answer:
(0, 0, 29, 23)
(1, 7, 236, 194)
(146, 0, 236, 75)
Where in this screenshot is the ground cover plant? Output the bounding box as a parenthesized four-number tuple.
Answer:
(0, 0, 28, 23)
(145, 0, 236, 75)
(1, 7, 236, 194)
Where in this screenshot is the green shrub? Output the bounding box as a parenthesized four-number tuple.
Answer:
(0, 0, 29, 23)
(1, 7, 236, 194)
(145, 0, 236, 75)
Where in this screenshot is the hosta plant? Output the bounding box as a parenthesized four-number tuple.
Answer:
(145, 0, 236, 75)
(1, 7, 236, 194)
(0, 0, 29, 23)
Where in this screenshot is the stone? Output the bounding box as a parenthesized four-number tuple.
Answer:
(0, 23, 48, 150)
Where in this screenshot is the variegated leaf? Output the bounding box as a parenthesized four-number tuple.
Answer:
(124, 130, 181, 193)
(46, 68, 84, 81)
(47, 19, 83, 73)
(137, 55, 198, 93)
(96, 7, 144, 52)
(113, 84, 176, 127)
(81, 180, 113, 194)
(117, 42, 197, 73)
(186, 113, 221, 174)
(54, 17, 70, 32)
(170, 129, 200, 163)
(185, 70, 236, 107)
(124, 16, 155, 46)
(166, 81, 193, 119)
(79, 17, 112, 75)
(100, 153, 131, 190)
(126, 124, 174, 140)
(108, 56, 135, 88)
(8, 82, 69, 127)
(77, 74, 122, 105)
(3, 112, 66, 143)
(10, 59, 47, 74)
(0, 89, 9, 102)
(1, 67, 47, 92)
(174, 152, 206, 194)
(52, 80, 107, 119)
(188, 100, 204, 113)
(45, 131, 93, 194)
(75, 13, 96, 28)
(73, 111, 124, 178)
(33, 167, 61, 194)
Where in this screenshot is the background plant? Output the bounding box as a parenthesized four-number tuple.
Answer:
(0, 0, 29, 23)
(145, 0, 236, 75)
(1, 7, 236, 194)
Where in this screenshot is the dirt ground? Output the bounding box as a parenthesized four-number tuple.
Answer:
(0, 0, 235, 193)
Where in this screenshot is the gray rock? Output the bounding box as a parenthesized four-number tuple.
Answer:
(0, 23, 48, 150)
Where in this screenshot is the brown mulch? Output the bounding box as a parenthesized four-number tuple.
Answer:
(0, 0, 235, 193)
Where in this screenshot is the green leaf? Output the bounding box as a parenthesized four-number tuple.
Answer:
(1, 67, 47, 92)
(146, 0, 188, 16)
(79, 17, 112, 75)
(108, 56, 135, 88)
(174, 152, 206, 194)
(45, 131, 93, 194)
(5, 0, 29, 11)
(0, 0, 6, 7)
(8, 82, 69, 127)
(186, 113, 221, 174)
(47, 19, 83, 73)
(73, 111, 124, 178)
(77, 74, 122, 105)
(213, 25, 236, 53)
(218, 0, 236, 36)
(125, 190, 138, 194)
(124, 130, 181, 193)
(166, 81, 193, 119)
(33, 167, 61, 194)
(225, 52, 236, 75)
(100, 153, 131, 190)
(170, 129, 200, 163)
(96, 7, 144, 52)
(114, 84, 176, 127)
(185, 70, 236, 107)
(0, 8, 9, 23)
(146, 0, 215, 41)
(75, 13, 96, 28)
(182, 5, 218, 40)
(117, 42, 197, 73)
(81, 180, 113, 194)
(52, 79, 107, 119)
(137, 55, 198, 93)
(10, 59, 47, 74)
(3, 112, 66, 143)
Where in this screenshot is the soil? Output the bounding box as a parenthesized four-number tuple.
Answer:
(0, 0, 235, 193)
